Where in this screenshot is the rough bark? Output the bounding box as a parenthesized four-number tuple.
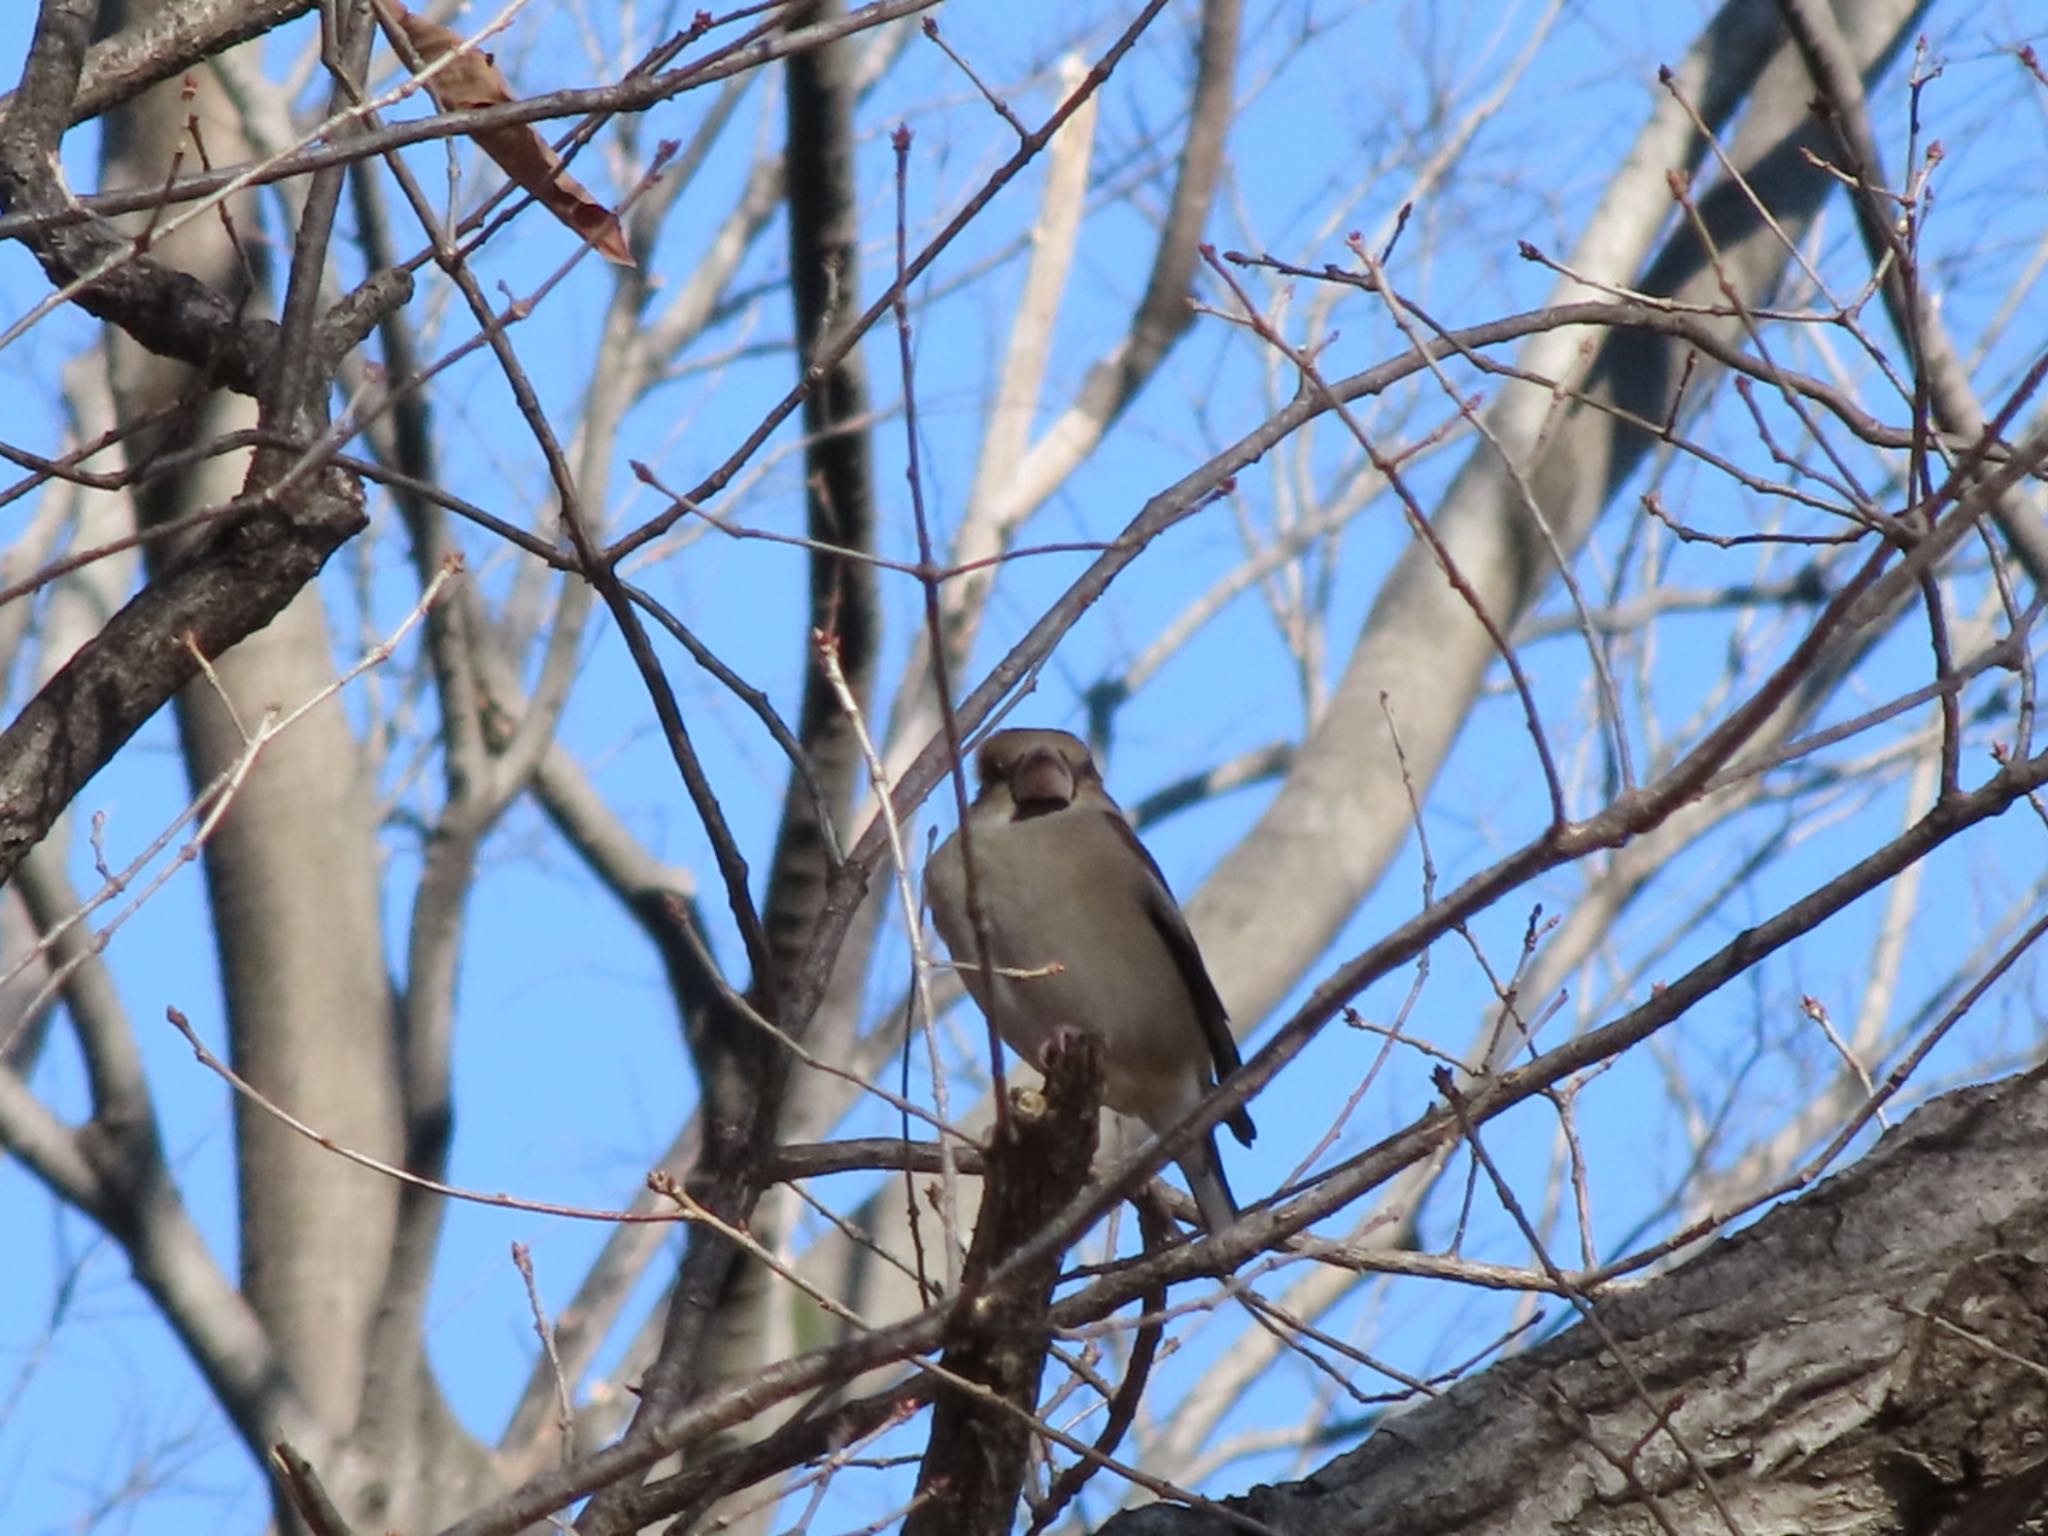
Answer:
(904, 1036, 1103, 1536)
(1104, 1063, 2048, 1534)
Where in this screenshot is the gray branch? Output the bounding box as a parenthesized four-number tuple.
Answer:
(1106, 1063, 2048, 1533)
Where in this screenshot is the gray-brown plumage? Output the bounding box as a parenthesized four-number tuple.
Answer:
(925, 728, 1256, 1231)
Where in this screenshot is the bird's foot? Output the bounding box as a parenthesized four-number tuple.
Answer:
(1039, 1024, 1092, 1069)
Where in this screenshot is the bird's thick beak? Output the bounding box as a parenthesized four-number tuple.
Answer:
(1009, 748, 1076, 811)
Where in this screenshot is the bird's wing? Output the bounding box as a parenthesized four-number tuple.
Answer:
(1099, 811, 1257, 1147)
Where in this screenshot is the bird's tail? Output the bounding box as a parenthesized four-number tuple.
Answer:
(1179, 1129, 1241, 1233)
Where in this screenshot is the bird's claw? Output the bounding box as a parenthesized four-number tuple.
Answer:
(1040, 1024, 1092, 1069)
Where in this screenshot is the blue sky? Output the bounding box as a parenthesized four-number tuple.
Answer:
(3, 0, 2046, 1530)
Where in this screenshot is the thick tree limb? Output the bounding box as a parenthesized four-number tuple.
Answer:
(756, 0, 880, 1004)
(904, 1035, 1103, 1536)
(63, 0, 314, 126)
(619, 7, 888, 1521)
(0, 462, 366, 882)
(1104, 1062, 2048, 1533)
(0, 0, 285, 399)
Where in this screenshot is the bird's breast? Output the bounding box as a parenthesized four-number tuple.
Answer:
(928, 812, 1205, 1127)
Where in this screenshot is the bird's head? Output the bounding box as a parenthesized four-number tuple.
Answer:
(974, 728, 1102, 819)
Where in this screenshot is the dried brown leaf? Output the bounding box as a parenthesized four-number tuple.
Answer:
(381, 2, 634, 266)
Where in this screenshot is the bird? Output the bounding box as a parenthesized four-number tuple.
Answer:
(925, 727, 1256, 1232)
